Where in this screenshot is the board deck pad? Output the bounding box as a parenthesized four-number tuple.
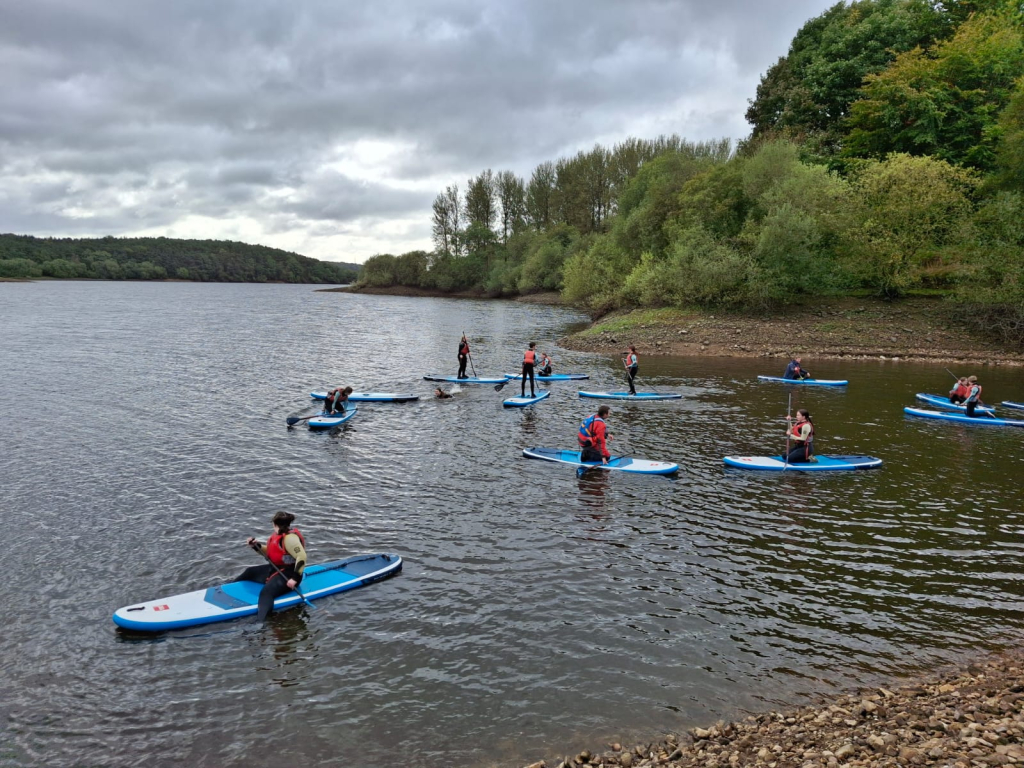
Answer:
(723, 455, 882, 471)
(503, 391, 551, 407)
(423, 375, 510, 384)
(757, 376, 848, 387)
(113, 554, 402, 631)
(308, 408, 357, 429)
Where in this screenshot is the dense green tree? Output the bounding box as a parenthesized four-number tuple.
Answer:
(465, 170, 497, 231)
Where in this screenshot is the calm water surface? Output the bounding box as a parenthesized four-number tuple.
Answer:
(2, 282, 1023, 768)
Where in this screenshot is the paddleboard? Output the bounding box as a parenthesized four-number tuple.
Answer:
(915, 393, 994, 414)
(503, 391, 551, 408)
(503, 373, 590, 381)
(1002, 401, 1024, 411)
(522, 447, 678, 474)
(903, 407, 1024, 427)
(423, 375, 510, 384)
(757, 376, 848, 386)
(311, 391, 419, 403)
(577, 391, 682, 400)
(113, 553, 402, 632)
(723, 455, 883, 471)
(308, 408, 358, 429)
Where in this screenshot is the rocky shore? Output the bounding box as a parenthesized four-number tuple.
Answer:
(559, 298, 1024, 367)
(521, 650, 1024, 768)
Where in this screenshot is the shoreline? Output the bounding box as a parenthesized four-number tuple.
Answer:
(520, 648, 1024, 768)
(319, 284, 566, 305)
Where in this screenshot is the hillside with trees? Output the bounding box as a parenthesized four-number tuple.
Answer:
(355, 0, 1024, 348)
(0, 234, 359, 284)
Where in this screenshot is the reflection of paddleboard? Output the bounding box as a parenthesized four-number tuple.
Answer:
(723, 455, 883, 471)
(522, 447, 678, 475)
(914, 393, 994, 414)
(308, 408, 358, 429)
(904, 407, 1024, 427)
(113, 554, 402, 631)
(503, 391, 551, 408)
(757, 376, 848, 386)
(577, 391, 681, 400)
(503, 373, 589, 381)
(311, 391, 418, 402)
(423, 375, 510, 384)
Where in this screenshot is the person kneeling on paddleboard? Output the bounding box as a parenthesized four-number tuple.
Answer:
(964, 375, 984, 417)
(325, 386, 353, 415)
(538, 352, 553, 377)
(786, 409, 815, 463)
(783, 357, 810, 380)
(579, 405, 612, 464)
(238, 512, 308, 622)
(949, 377, 971, 404)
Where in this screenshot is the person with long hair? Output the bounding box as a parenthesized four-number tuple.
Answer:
(238, 512, 308, 622)
(786, 409, 815, 463)
(324, 386, 353, 415)
(623, 346, 639, 395)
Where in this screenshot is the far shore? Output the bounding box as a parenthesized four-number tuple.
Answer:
(331, 285, 1024, 367)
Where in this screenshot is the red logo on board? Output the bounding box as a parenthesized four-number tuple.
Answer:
(154, 605, 170, 611)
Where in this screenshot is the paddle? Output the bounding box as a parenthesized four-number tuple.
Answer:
(248, 541, 316, 610)
(784, 392, 792, 468)
(495, 374, 520, 392)
(463, 330, 478, 378)
(286, 412, 321, 426)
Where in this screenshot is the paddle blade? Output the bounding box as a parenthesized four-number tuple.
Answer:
(575, 465, 588, 478)
(494, 381, 506, 391)
(286, 417, 302, 426)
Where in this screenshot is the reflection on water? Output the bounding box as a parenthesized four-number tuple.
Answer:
(1, 281, 1023, 768)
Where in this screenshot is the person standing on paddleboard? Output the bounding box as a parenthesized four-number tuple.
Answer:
(578, 405, 612, 464)
(623, 346, 639, 395)
(964, 375, 984, 417)
(324, 386, 353, 415)
(786, 409, 816, 463)
(783, 357, 810, 380)
(238, 512, 308, 622)
(521, 342, 538, 398)
(457, 335, 470, 379)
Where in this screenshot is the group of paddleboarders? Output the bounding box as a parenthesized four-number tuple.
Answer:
(949, 375, 986, 417)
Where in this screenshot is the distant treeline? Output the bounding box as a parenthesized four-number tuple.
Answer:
(0, 234, 360, 284)
(357, 0, 1024, 347)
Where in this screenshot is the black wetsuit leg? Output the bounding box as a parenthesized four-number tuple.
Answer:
(627, 366, 638, 394)
(966, 401, 978, 417)
(580, 445, 604, 463)
(522, 363, 535, 396)
(256, 573, 293, 622)
(236, 564, 273, 583)
(458, 355, 468, 378)
(786, 444, 810, 463)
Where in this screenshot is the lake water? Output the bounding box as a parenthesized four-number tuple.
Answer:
(2, 281, 1023, 768)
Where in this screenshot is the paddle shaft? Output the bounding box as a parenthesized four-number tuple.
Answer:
(784, 392, 792, 467)
(248, 542, 316, 609)
(462, 330, 477, 377)
(495, 374, 521, 392)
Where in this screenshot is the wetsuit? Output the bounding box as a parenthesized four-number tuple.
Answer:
(325, 389, 348, 415)
(965, 384, 983, 418)
(521, 348, 536, 397)
(236, 531, 308, 622)
(786, 421, 814, 463)
(624, 352, 638, 395)
(458, 340, 470, 379)
(538, 356, 552, 377)
(783, 361, 809, 380)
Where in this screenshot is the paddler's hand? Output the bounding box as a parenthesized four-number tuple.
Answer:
(286, 579, 297, 589)
(246, 537, 258, 547)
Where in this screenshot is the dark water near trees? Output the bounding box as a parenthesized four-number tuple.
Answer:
(2, 281, 1023, 768)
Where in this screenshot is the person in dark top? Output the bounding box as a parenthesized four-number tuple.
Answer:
(623, 346, 638, 395)
(434, 387, 453, 399)
(457, 335, 470, 379)
(783, 357, 810, 380)
(786, 409, 815, 463)
(324, 386, 353, 415)
(521, 342, 537, 398)
(238, 512, 308, 622)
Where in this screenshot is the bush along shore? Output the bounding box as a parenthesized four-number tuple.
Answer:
(520, 650, 1024, 768)
(558, 297, 1024, 368)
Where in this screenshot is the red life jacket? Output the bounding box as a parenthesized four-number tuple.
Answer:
(952, 383, 971, 398)
(459, 341, 469, 356)
(267, 529, 306, 568)
(524, 349, 536, 364)
(626, 353, 638, 367)
(967, 384, 982, 402)
(790, 421, 814, 442)
(578, 415, 605, 446)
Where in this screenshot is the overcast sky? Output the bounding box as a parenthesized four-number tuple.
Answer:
(0, 0, 838, 264)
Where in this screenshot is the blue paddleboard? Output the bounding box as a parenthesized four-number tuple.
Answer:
(503, 391, 551, 408)
(757, 375, 848, 387)
(308, 408, 358, 429)
(1002, 401, 1024, 411)
(904, 407, 1024, 427)
(113, 554, 402, 631)
(503, 373, 590, 381)
(311, 391, 419, 403)
(915, 393, 994, 414)
(522, 447, 678, 474)
(423, 375, 510, 384)
(723, 455, 882, 471)
(577, 391, 682, 400)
